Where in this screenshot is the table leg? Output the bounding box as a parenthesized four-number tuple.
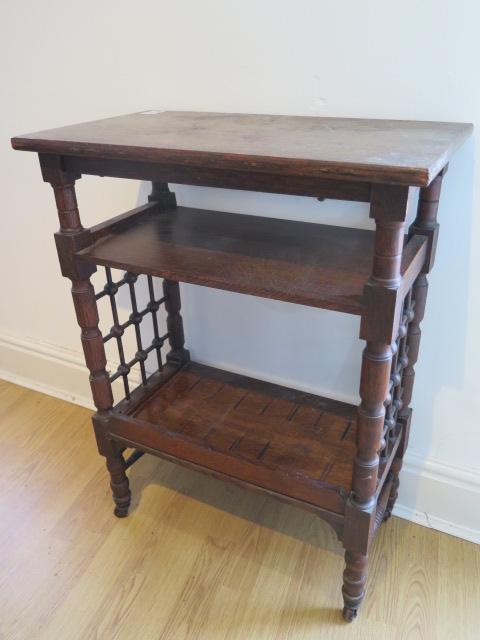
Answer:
(41, 155, 131, 518)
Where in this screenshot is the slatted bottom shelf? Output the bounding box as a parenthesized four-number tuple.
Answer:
(108, 362, 363, 515)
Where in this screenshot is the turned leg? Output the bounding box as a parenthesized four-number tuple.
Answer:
(383, 293, 412, 519)
(162, 278, 190, 366)
(148, 184, 189, 367)
(40, 154, 131, 518)
(342, 335, 392, 617)
(384, 459, 402, 519)
(342, 551, 368, 622)
(343, 185, 410, 620)
(384, 273, 427, 517)
(384, 169, 445, 517)
(106, 450, 131, 518)
(71, 278, 132, 517)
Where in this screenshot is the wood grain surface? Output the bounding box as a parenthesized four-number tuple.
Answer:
(77, 206, 376, 314)
(113, 361, 359, 515)
(76, 206, 425, 316)
(1, 380, 479, 640)
(11, 111, 473, 186)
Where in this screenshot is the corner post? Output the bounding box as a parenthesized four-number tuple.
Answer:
(147, 182, 190, 367)
(385, 167, 447, 517)
(342, 184, 410, 621)
(39, 153, 131, 517)
(148, 181, 177, 209)
(162, 279, 190, 366)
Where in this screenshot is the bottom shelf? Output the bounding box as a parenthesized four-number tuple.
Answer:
(109, 361, 360, 515)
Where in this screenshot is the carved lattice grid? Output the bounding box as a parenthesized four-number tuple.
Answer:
(95, 267, 169, 401)
(380, 289, 415, 460)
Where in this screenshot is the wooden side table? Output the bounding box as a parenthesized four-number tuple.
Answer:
(12, 112, 472, 622)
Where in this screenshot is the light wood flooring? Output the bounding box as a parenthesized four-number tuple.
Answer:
(0, 379, 478, 640)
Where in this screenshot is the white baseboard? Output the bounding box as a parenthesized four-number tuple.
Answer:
(394, 451, 480, 544)
(0, 331, 97, 409)
(0, 330, 141, 411)
(0, 330, 479, 545)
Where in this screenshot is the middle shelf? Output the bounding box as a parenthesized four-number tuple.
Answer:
(77, 204, 378, 315)
(77, 203, 427, 315)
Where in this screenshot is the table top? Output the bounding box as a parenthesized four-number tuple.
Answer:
(11, 111, 473, 186)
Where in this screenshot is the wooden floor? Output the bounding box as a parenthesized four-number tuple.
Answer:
(0, 379, 478, 640)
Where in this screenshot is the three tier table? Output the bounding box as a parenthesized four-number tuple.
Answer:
(12, 111, 472, 621)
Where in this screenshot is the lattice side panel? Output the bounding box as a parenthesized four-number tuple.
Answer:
(379, 289, 415, 462)
(94, 267, 170, 403)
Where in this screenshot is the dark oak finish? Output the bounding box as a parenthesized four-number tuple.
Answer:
(89, 201, 159, 241)
(63, 155, 374, 202)
(12, 112, 472, 624)
(112, 361, 360, 515)
(342, 551, 368, 621)
(12, 111, 472, 186)
(75, 205, 426, 315)
(39, 156, 132, 517)
(383, 169, 448, 519)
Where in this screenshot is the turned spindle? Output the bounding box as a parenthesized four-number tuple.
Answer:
(342, 184, 409, 619)
(40, 155, 131, 517)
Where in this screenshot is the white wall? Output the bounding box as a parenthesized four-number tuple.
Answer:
(1, 0, 479, 541)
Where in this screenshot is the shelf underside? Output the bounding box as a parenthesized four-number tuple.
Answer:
(108, 361, 363, 515)
(78, 206, 375, 314)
